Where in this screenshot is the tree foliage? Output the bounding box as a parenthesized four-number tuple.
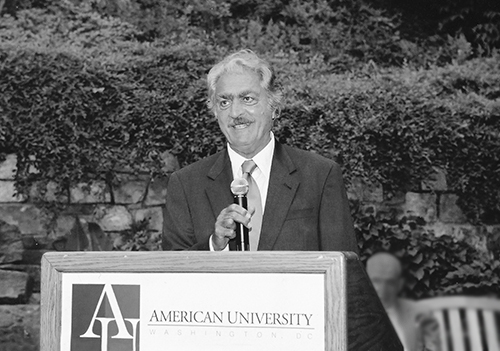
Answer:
(367, 0, 500, 53)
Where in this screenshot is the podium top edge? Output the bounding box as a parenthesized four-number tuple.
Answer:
(41, 251, 359, 274)
(42, 250, 358, 260)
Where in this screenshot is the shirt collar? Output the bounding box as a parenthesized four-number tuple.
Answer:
(228, 132, 275, 178)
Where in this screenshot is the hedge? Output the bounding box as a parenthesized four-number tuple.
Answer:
(1, 3, 499, 298)
(2, 44, 498, 224)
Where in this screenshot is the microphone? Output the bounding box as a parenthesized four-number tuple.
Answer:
(230, 178, 249, 251)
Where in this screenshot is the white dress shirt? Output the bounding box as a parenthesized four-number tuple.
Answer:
(227, 133, 275, 211)
(209, 132, 275, 251)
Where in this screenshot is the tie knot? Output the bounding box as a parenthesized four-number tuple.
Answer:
(242, 159, 257, 176)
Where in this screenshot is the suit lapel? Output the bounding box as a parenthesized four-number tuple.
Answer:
(205, 150, 238, 250)
(206, 150, 233, 217)
(258, 143, 299, 250)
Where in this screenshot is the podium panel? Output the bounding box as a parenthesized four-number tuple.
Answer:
(40, 251, 402, 351)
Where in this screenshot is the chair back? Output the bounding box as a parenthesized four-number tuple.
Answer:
(414, 296, 500, 351)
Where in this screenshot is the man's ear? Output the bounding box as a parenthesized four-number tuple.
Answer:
(272, 107, 281, 120)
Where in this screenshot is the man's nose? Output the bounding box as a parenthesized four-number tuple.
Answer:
(229, 100, 243, 118)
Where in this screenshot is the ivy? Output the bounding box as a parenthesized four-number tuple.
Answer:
(355, 209, 500, 298)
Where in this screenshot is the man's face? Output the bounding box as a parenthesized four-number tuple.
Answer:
(369, 274, 403, 309)
(214, 69, 273, 158)
(366, 255, 404, 309)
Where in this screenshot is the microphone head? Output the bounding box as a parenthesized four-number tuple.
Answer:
(230, 178, 249, 196)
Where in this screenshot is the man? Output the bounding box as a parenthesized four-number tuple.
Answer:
(366, 252, 441, 351)
(162, 49, 358, 253)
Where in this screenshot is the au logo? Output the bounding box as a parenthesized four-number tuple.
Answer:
(71, 284, 140, 351)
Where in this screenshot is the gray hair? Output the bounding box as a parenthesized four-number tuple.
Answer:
(206, 49, 282, 116)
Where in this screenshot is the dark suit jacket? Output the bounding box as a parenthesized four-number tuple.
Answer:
(162, 141, 358, 253)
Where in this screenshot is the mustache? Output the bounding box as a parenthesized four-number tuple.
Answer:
(231, 117, 252, 126)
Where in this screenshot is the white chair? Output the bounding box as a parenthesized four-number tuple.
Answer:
(414, 296, 500, 351)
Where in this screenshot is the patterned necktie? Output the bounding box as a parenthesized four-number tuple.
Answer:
(242, 160, 263, 251)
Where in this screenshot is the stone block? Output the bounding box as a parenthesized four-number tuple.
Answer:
(113, 174, 148, 204)
(70, 181, 111, 204)
(132, 206, 164, 233)
(0, 221, 23, 264)
(29, 180, 68, 203)
(0, 270, 31, 304)
(29, 293, 41, 304)
(50, 216, 114, 251)
(0, 154, 17, 179)
(0, 181, 26, 202)
(160, 151, 180, 173)
(426, 222, 485, 250)
(0, 265, 41, 293)
(0, 304, 40, 351)
(363, 181, 384, 203)
(0, 241, 24, 264)
(94, 205, 133, 231)
(346, 178, 383, 203)
(65, 204, 97, 216)
(145, 176, 168, 205)
(439, 194, 467, 223)
(52, 214, 77, 238)
(383, 190, 406, 206)
(421, 167, 447, 191)
(0, 204, 48, 235)
(403, 192, 437, 223)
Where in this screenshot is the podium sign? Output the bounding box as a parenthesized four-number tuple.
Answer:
(42, 252, 350, 351)
(61, 272, 325, 351)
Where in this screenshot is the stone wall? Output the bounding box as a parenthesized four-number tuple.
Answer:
(0, 153, 178, 351)
(346, 168, 500, 253)
(0, 154, 498, 351)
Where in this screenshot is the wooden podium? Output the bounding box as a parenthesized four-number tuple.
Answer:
(41, 251, 402, 351)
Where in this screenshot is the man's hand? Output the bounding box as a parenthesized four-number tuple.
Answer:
(212, 204, 252, 251)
